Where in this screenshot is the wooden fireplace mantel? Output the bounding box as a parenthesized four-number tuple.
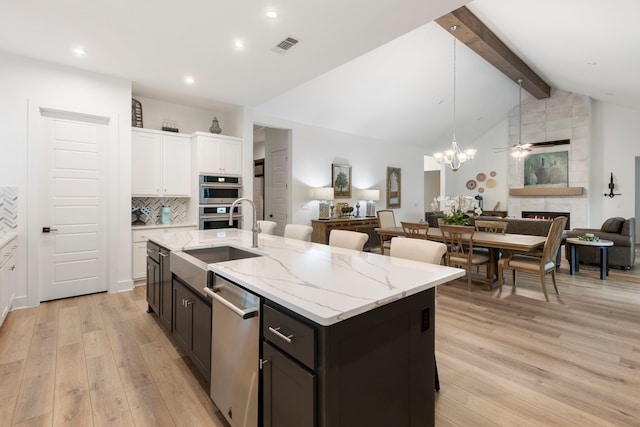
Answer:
(509, 187, 584, 196)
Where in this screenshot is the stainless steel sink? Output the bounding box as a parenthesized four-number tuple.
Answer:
(183, 246, 262, 264)
(170, 246, 262, 298)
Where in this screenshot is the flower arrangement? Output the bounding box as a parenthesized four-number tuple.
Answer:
(436, 195, 482, 225)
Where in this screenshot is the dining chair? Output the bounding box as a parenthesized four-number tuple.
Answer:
(390, 237, 446, 264)
(473, 220, 508, 271)
(257, 220, 277, 235)
(389, 236, 447, 391)
(474, 220, 508, 234)
(401, 221, 429, 239)
(497, 216, 567, 301)
(283, 224, 313, 241)
(329, 229, 369, 251)
(377, 210, 396, 254)
(439, 225, 490, 291)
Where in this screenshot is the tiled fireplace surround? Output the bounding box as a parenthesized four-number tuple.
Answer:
(507, 89, 590, 227)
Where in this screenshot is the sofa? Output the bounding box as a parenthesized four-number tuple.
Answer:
(564, 217, 635, 270)
(425, 212, 556, 236)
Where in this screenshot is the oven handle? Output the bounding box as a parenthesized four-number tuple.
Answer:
(203, 287, 258, 319)
(199, 214, 242, 220)
(200, 183, 242, 189)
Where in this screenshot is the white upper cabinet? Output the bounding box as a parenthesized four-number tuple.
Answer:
(132, 128, 191, 197)
(193, 133, 242, 176)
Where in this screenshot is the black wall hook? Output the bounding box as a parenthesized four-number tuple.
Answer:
(604, 172, 621, 198)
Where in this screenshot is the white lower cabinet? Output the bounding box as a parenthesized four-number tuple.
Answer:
(132, 226, 197, 281)
(0, 237, 17, 328)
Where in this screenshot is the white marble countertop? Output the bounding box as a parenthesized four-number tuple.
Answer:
(148, 229, 465, 326)
(132, 223, 198, 230)
(0, 232, 18, 250)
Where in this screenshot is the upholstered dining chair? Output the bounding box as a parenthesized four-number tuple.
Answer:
(377, 210, 396, 254)
(390, 237, 446, 264)
(329, 229, 369, 251)
(401, 221, 429, 239)
(439, 225, 490, 291)
(497, 216, 567, 301)
(389, 236, 447, 392)
(283, 224, 313, 241)
(257, 220, 277, 235)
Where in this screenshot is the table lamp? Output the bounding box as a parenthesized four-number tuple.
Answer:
(361, 189, 380, 218)
(314, 187, 334, 220)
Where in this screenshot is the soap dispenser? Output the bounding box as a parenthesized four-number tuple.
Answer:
(160, 206, 170, 224)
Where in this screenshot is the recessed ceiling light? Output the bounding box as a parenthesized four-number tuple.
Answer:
(234, 40, 245, 49)
(184, 76, 195, 85)
(72, 47, 87, 57)
(266, 10, 278, 19)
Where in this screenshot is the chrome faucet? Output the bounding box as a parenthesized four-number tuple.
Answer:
(229, 198, 259, 248)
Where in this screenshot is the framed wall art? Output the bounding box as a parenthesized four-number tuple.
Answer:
(524, 151, 568, 187)
(332, 164, 352, 199)
(386, 167, 401, 208)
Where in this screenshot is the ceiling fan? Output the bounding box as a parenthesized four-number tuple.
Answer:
(494, 139, 571, 154)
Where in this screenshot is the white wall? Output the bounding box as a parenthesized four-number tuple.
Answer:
(250, 112, 428, 226)
(591, 101, 640, 226)
(132, 96, 233, 135)
(0, 51, 131, 308)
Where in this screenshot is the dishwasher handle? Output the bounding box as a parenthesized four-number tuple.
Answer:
(203, 287, 259, 319)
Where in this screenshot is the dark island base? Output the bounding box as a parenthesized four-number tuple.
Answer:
(263, 287, 435, 427)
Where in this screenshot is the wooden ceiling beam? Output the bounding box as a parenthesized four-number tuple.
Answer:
(436, 6, 551, 99)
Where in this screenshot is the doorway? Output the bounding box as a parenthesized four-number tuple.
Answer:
(253, 125, 291, 236)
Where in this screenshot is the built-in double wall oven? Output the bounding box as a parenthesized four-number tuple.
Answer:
(199, 175, 242, 230)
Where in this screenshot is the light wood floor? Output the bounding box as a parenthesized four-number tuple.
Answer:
(1, 260, 639, 426)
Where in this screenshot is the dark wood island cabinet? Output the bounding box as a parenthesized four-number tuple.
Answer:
(173, 277, 211, 380)
(261, 287, 436, 427)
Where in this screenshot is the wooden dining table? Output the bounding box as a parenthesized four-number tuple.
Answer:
(376, 226, 547, 288)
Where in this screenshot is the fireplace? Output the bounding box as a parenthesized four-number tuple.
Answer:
(522, 211, 570, 230)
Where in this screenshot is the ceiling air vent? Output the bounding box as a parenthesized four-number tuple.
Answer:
(271, 36, 300, 54)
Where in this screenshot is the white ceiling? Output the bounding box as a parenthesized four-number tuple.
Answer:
(1, 0, 638, 149)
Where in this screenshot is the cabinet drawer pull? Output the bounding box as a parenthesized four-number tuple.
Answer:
(268, 326, 293, 343)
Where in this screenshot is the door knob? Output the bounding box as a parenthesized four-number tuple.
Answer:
(42, 227, 59, 233)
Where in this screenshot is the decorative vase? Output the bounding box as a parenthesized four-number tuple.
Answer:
(209, 116, 222, 134)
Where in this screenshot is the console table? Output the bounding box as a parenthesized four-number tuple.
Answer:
(311, 217, 380, 249)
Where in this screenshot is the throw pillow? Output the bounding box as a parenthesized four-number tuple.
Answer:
(601, 217, 625, 233)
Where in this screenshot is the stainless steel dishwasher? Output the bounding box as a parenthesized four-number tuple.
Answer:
(203, 273, 260, 427)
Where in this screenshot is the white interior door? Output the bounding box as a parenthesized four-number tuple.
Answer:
(38, 114, 108, 301)
(268, 148, 288, 235)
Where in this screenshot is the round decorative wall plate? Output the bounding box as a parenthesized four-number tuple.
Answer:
(466, 179, 477, 190)
(486, 178, 496, 188)
(476, 173, 486, 182)
(490, 171, 497, 177)
(478, 187, 484, 193)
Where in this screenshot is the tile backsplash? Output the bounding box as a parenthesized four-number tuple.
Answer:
(132, 197, 189, 225)
(0, 186, 18, 235)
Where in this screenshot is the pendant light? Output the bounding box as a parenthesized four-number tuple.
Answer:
(433, 25, 476, 172)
